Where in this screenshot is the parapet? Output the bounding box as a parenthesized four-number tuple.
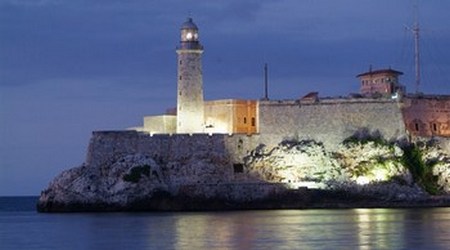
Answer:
(259, 96, 399, 107)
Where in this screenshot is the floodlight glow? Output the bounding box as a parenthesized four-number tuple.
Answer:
(356, 176, 370, 185)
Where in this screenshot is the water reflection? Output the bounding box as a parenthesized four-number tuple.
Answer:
(6, 208, 450, 249)
(169, 208, 450, 250)
(174, 212, 256, 249)
(172, 210, 365, 249)
(353, 209, 405, 249)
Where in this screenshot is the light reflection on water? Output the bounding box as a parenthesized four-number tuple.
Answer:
(2, 208, 450, 249)
(170, 209, 450, 250)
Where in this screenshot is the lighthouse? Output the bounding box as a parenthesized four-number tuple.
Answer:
(176, 17, 204, 133)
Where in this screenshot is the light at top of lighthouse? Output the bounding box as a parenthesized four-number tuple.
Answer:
(178, 17, 203, 50)
(180, 17, 200, 42)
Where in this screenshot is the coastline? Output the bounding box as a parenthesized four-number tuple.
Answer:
(36, 190, 450, 213)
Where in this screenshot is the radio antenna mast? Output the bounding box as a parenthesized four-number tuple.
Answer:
(407, 4, 421, 94)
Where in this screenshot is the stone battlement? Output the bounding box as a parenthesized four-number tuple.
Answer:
(260, 97, 398, 106)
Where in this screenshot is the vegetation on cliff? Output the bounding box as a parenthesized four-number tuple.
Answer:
(400, 139, 450, 195)
(338, 132, 407, 186)
(342, 132, 445, 195)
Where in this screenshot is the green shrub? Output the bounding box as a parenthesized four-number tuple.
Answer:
(342, 133, 389, 148)
(400, 144, 440, 195)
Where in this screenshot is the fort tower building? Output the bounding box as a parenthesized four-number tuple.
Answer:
(357, 68, 404, 97)
(176, 18, 204, 133)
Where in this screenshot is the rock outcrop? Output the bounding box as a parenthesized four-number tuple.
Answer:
(38, 134, 450, 212)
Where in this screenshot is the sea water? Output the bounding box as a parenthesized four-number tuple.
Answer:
(1, 196, 450, 250)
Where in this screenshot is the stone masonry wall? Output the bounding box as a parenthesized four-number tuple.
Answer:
(85, 132, 254, 185)
(86, 100, 410, 180)
(402, 95, 450, 137)
(258, 98, 407, 150)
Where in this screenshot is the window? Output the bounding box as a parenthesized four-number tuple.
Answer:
(433, 123, 438, 132)
(415, 123, 419, 131)
(179, 60, 182, 65)
(233, 163, 244, 174)
(179, 75, 182, 80)
(251, 117, 256, 126)
(243, 117, 247, 124)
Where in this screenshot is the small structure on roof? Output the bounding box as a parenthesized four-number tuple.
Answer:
(357, 68, 405, 97)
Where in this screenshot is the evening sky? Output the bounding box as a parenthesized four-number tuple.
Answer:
(1, 0, 449, 195)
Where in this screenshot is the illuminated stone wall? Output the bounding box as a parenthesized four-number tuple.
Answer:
(142, 115, 176, 134)
(258, 98, 407, 149)
(204, 99, 257, 134)
(87, 98, 448, 187)
(85, 131, 261, 184)
(125, 98, 409, 164)
(402, 95, 450, 137)
(86, 96, 408, 182)
(204, 100, 234, 133)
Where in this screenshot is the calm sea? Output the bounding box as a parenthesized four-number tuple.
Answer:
(1, 197, 450, 250)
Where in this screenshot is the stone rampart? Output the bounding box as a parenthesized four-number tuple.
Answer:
(86, 99, 410, 173)
(402, 95, 450, 137)
(82, 99, 415, 192)
(87, 131, 223, 166)
(85, 131, 262, 185)
(258, 98, 407, 150)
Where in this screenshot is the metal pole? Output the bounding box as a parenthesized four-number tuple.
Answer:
(264, 63, 269, 100)
(413, 19, 420, 94)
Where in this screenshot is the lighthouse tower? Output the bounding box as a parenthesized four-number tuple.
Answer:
(176, 18, 204, 134)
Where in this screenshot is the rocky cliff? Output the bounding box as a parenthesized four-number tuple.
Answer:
(37, 132, 450, 212)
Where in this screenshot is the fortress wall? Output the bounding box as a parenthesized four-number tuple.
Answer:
(143, 115, 176, 134)
(87, 132, 221, 166)
(80, 110, 447, 194)
(402, 96, 450, 137)
(86, 131, 263, 167)
(85, 131, 263, 184)
(84, 100, 410, 185)
(258, 99, 407, 150)
(222, 134, 262, 163)
(86, 131, 144, 167)
(85, 99, 409, 172)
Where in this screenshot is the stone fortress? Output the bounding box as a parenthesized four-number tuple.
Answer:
(38, 18, 450, 211)
(136, 17, 450, 142)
